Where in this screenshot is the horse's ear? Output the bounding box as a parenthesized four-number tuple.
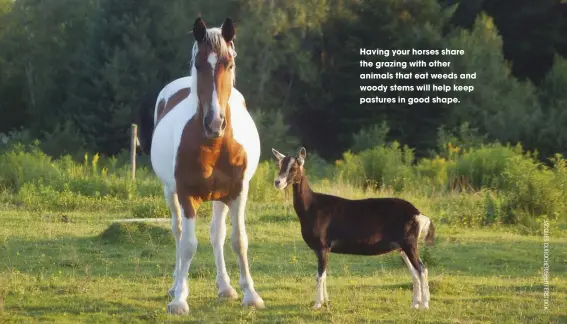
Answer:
(272, 148, 285, 161)
(222, 17, 235, 43)
(193, 17, 207, 43)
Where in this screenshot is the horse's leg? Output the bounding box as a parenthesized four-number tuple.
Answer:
(228, 183, 265, 308)
(210, 200, 238, 299)
(167, 201, 198, 315)
(164, 188, 182, 297)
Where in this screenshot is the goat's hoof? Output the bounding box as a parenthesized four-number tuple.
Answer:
(218, 287, 239, 299)
(242, 291, 265, 309)
(167, 300, 189, 315)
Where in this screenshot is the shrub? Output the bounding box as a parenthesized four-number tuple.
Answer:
(351, 121, 390, 153)
(335, 142, 414, 192)
(446, 143, 519, 191)
(0, 143, 61, 191)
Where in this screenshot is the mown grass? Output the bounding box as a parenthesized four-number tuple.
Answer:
(1, 199, 567, 323)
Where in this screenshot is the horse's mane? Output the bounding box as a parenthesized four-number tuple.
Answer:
(190, 27, 237, 85)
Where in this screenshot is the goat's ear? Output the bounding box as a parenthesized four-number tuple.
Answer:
(298, 147, 306, 166)
(298, 147, 307, 160)
(193, 17, 207, 43)
(272, 148, 285, 161)
(222, 17, 235, 43)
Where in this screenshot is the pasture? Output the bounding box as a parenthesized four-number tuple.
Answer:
(1, 143, 567, 323)
(1, 176, 566, 323)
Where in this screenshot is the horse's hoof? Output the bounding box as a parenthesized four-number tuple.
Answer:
(421, 302, 429, 309)
(219, 287, 239, 299)
(242, 291, 265, 309)
(313, 303, 322, 310)
(167, 301, 189, 315)
(411, 302, 420, 309)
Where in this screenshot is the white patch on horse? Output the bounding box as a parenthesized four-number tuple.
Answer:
(210, 201, 238, 299)
(208, 52, 218, 69)
(167, 216, 198, 315)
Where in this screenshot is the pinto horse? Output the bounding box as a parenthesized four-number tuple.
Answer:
(142, 17, 264, 315)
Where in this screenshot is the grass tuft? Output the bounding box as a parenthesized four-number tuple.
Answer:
(99, 222, 172, 245)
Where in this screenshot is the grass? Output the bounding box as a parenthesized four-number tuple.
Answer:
(0, 142, 566, 322)
(1, 198, 566, 323)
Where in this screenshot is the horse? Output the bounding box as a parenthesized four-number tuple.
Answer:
(139, 17, 264, 315)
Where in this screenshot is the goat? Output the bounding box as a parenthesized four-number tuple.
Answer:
(271, 147, 436, 309)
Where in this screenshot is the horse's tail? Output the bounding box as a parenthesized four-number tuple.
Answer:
(134, 86, 162, 155)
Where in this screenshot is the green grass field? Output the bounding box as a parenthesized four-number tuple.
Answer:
(1, 198, 566, 323)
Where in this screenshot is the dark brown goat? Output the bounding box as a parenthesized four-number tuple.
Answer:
(272, 147, 436, 309)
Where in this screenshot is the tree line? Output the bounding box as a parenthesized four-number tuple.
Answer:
(0, 0, 566, 162)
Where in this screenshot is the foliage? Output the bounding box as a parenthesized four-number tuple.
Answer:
(0, 0, 565, 162)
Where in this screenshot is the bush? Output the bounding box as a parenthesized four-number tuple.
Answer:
(0, 143, 61, 191)
(1, 137, 566, 230)
(446, 143, 519, 191)
(351, 121, 390, 153)
(335, 142, 414, 192)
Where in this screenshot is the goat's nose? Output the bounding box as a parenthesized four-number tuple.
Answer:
(274, 180, 280, 186)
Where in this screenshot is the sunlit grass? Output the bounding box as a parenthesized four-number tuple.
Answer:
(1, 202, 566, 323)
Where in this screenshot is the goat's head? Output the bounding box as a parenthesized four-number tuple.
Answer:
(271, 147, 306, 189)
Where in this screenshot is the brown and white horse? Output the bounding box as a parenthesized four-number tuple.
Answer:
(145, 17, 264, 315)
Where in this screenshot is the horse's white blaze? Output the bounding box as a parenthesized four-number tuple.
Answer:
(206, 52, 223, 131)
(207, 52, 218, 68)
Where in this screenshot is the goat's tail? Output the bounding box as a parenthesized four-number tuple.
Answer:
(417, 214, 436, 246)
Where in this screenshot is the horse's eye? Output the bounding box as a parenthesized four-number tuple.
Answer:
(195, 64, 201, 71)
(228, 63, 234, 70)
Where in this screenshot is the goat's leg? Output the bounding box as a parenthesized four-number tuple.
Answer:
(400, 246, 422, 309)
(313, 248, 329, 309)
(418, 259, 430, 309)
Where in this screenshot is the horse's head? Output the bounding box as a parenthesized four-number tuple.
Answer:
(191, 17, 236, 139)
